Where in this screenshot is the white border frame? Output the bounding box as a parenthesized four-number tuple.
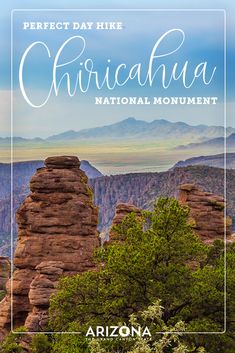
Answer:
(10, 8, 227, 335)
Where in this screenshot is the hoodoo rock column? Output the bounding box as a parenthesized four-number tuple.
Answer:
(0, 156, 99, 338)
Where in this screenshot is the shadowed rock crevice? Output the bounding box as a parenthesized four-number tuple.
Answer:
(0, 257, 10, 294)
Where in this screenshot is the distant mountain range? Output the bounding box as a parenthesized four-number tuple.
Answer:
(0, 137, 44, 144)
(176, 133, 235, 150)
(172, 153, 235, 170)
(43, 118, 235, 142)
(1, 118, 234, 144)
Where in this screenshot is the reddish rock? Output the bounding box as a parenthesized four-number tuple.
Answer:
(109, 203, 142, 241)
(0, 296, 11, 341)
(25, 261, 64, 332)
(0, 257, 10, 291)
(0, 156, 99, 338)
(0, 257, 11, 341)
(179, 184, 231, 244)
(24, 307, 49, 333)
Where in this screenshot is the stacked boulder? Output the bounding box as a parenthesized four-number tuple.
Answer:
(179, 183, 231, 244)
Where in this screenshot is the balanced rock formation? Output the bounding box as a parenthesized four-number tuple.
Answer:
(0, 156, 99, 338)
(109, 203, 142, 241)
(179, 184, 231, 244)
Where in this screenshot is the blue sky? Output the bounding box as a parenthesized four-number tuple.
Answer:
(0, 0, 234, 137)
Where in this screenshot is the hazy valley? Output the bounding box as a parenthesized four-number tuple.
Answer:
(0, 118, 233, 174)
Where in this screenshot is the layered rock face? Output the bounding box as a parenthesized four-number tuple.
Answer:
(0, 156, 99, 338)
(179, 184, 231, 244)
(25, 261, 65, 332)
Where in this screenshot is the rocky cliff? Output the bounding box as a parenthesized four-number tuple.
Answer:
(91, 166, 235, 234)
(1, 165, 235, 257)
(110, 186, 231, 245)
(0, 156, 232, 340)
(0, 156, 99, 339)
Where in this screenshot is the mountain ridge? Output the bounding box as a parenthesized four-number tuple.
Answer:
(176, 133, 235, 150)
(46, 118, 234, 142)
(171, 153, 235, 170)
(1, 118, 234, 143)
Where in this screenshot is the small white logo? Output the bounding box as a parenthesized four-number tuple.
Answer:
(86, 325, 151, 338)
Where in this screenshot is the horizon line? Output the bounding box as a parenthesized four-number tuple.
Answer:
(1, 116, 233, 139)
